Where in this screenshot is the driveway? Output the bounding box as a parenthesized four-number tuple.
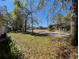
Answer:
(33, 30, 70, 37)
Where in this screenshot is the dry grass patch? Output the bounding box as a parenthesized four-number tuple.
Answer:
(8, 33, 77, 59)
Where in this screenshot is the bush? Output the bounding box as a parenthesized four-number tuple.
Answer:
(48, 25, 54, 31)
(9, 40, 21, 59)
(0, 34, 21, 59)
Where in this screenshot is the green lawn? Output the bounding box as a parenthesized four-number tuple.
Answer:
(7, 33, 77, 59)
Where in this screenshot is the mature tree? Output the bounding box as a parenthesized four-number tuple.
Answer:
(50, 0, 77, 46)
(70, 0, 78, 46)
(37, 0, 78, 46)
(13, 0, 30, 32)
(53, 14, 65, 30)
(12, 0, 22, 31)
(28, 0, 44, 34)
(13, 0, 35, 32)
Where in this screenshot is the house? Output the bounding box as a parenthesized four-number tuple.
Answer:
(51, 21, 70, 31)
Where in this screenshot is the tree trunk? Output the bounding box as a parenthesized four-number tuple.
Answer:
(31, 15, 34, 34)
(70, 0, 78, 46)
(25, 19, 27, 32)
(71, 16, 78, 46)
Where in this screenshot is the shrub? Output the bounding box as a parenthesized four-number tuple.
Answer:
(0, 34, 21, 59)
(48, 25, 54, 31)
(9, 40, 21, 59)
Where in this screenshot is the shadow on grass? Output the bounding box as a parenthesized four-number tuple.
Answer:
(22, 31, 48, 36)
(0, 33, 21, 59)
(10, 31, 48, 36)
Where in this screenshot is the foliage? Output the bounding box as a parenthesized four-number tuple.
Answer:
(11, 0, 24, 31)
(36, 0, 71, 27)
(37, 0, 45, 10)
(39, 26, 44, 29)
(0, 33, 21, 59)
(14, 0, 21, 7)
(9, 40, 20, 59)
(23, 0, 27, 8)
(55, 14, 65, 24)
(0, 13, 4, 27)
(48, 25, 53, 30)
(48, 25, 55, 31)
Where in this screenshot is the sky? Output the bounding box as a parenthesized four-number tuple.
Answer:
(0, 0, 72, 27)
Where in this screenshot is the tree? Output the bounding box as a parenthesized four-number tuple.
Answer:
(37, 0, 46, 10)
(52, 14, 65, 30)
(29, 0, 43, 34)
(38, 0, 78, 46)
(0, 5, 12, 32)
(13, 0, 30, 32)
(12, 0, 22, 31)
(13, 0, 33, 32)
(48, 25, 53, 31)
(70, 0, 78, 46)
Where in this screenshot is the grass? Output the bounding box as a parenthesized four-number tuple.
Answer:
(7, 33, 77, 59)
(8, 33, 55, 59)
